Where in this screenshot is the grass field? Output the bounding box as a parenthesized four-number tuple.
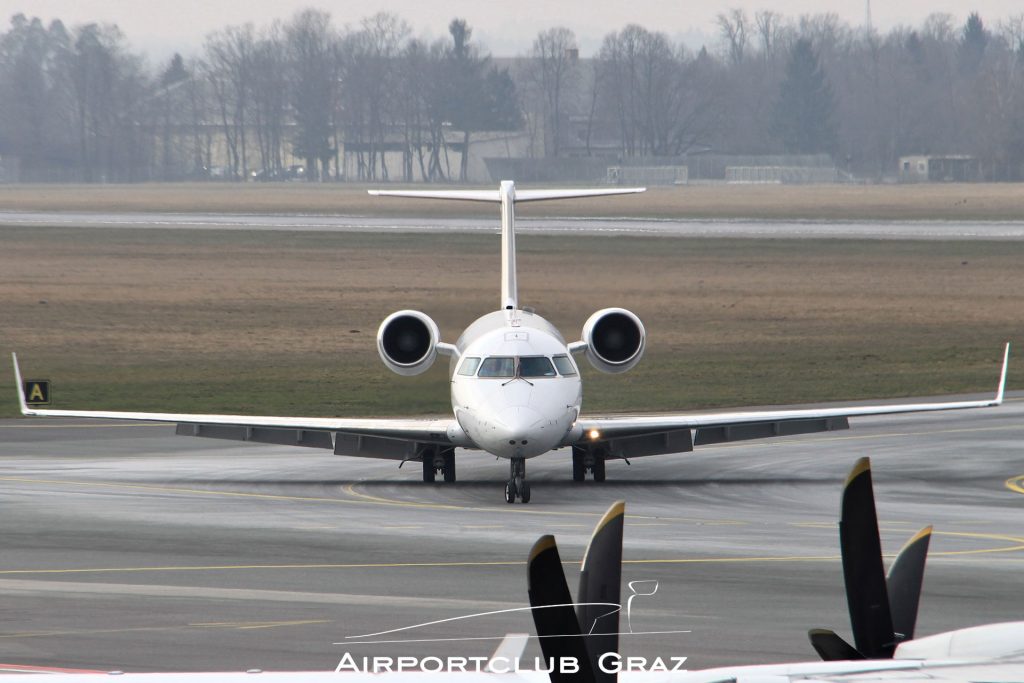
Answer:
(2, 181, 1024, 220)
(1, 225, 1020, 419)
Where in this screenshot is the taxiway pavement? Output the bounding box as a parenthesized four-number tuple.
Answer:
(1, 396, 1022, 672)
(3, 211, 1024, 239)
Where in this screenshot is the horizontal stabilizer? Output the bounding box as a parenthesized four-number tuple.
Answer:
(368, 186, 645, 203)
(516, 188, 645, 202)
(368, 189, 501, 202)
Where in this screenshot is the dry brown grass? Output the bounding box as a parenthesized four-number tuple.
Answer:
(1, 182, 1024, 220)
(1, 226, 1021, 418)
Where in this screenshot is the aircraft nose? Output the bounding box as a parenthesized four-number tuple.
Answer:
(492, 406, 545, 445)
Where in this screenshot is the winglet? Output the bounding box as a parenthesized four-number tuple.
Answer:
(12, 352, 30, 416)
(994, 342, 1010, 405)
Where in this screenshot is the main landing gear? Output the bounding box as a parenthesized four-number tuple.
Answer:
(422, 448, 456, 483)
(572, 446, 606, 482)
(505, 457, 531, 504)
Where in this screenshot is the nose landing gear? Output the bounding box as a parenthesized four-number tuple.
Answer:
(505, 457, 530, 504)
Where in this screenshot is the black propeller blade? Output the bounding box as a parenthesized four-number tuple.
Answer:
(886, 524, 932, 642)
(808, 628, 865, 661)
(809, 457, 931, 661)
(577, 501, 625, 683)
(839, 456, 897, 658)
(527, 534, 597, 683)
(527, 501, 626, 683)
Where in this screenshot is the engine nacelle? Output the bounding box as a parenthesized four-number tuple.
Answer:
(580, 308, 646, 374)
(377, 310, 440, 376)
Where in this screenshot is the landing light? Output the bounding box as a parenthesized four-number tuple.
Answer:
(588, 429, 601, 440)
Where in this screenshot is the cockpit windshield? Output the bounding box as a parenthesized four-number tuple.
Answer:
(552, 354, 577, 376)
(478, 356, 515, 378)
(471, 355, 566, 378)
(457, 357, 481, 376)
(519, 356, 556, 377)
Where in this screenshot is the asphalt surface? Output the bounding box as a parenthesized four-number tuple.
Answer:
(3, 211, 1024, 239)
(1, 395, 1021, 673)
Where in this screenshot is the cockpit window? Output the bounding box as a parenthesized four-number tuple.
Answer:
(478, 356, 515, 378)
(519, 356, 556, 377)
(457, 357, 481, 376)
(552, 354, 578, 376)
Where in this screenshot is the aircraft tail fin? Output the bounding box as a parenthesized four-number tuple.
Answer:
(370, 182, 646, 311)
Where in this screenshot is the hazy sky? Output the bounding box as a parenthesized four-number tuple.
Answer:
(8, 0, 1023, 61)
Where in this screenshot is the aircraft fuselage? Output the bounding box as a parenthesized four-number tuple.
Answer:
(450, 310, 582, 460)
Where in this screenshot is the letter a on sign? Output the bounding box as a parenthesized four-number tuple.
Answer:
(23, 380, 50, 406)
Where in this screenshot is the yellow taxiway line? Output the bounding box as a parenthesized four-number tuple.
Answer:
(0, 619, 331, 640)
(1005, 474, 1024, 495)
(1, 528, 1020, 577)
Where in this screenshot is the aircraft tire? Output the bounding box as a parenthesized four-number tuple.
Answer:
(520, 481, 531, 503)
(505, 481, 517, 504)
(422, 456, 436, 483)
(442, 450, 456, 482)
(593, 456, 606, 482)
(572, 451, 586, 482)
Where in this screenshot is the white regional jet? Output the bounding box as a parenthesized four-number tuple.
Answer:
(12, 181, 1010, 503)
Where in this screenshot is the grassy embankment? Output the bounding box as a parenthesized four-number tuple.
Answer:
(1, 223, 1021, 419)
(1, 181, 1024, 220)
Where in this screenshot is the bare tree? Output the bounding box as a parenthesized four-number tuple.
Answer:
(996, 14, 1024, 54)
(755, 10, 783, 60)
(67, 23, 151, 182)
(340, 12, 410, 180)
(596, 25, 721, 157)
(922, 13, 956, 42)
(249, 24, 287, 178)
(528, 27, 578, 157)
(203, 24, 255, 179)
(0, 15, 77, 179)
(5, 8, 1024, 184)
(717, 8, 749, 64)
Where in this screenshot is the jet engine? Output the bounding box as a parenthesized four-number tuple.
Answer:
(580, 307, 645, 374)
(377, 310, 440, 376)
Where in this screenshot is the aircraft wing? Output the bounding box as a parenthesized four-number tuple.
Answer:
(12, 354, 458, 459)
(572, 343, 1009, 458)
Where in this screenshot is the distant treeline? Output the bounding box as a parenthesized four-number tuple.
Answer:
(0, 9, 1022, 182)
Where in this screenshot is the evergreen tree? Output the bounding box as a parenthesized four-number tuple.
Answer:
(482, 67, 523, 132)
(161, 53, 188, 87)
(770, 38, 837, 154)
(442, 19, 521, 181)
(285, 9, 336, 181)
(958, 12, 989, 74)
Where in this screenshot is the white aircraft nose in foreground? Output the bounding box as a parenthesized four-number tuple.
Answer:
(13, 181, 1009, 503)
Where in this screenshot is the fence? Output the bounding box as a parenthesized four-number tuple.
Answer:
(607, 166, 688, 185)
(725, 166, 839, 184)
